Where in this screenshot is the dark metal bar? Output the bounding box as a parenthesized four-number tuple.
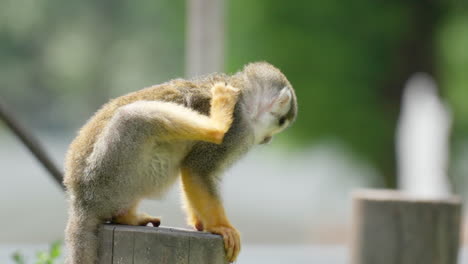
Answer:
(0, 101, 65, 190)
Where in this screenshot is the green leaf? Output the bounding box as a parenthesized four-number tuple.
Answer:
(11, 251, 26, 264)
(36, 251, 49, 264)
(49, 241, 62, 259)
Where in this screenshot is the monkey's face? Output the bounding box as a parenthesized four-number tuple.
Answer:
(241, 61, 297, 144)
(253, 87, 294, 145)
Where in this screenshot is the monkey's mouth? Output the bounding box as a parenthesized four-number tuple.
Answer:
(260, 136, 272, 144)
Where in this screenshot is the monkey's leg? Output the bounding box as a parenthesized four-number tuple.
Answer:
(208, 82, 240, 135)
(181, 186, 204, 231)
(181, 168, 241, 263)
(112, 201, 161, 227)
(113, 82, 239, 144)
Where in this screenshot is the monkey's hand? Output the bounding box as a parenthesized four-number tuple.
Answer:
(205, 223, 241, 263)
(210, 82, 240, 142)
(186, 213, 240, 262)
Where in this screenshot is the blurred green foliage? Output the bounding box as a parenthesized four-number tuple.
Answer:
(1, 0, 468, 186)
(438, 12, 468, 135)
(12, 252, 26, 264)
(1, 0, 185, 131)
(227, 0, 414, 184)
(12, 241, 62, 264)
(226, 0, 467, 185)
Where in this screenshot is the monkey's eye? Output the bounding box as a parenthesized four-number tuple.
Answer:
(278, 116, 287, 126)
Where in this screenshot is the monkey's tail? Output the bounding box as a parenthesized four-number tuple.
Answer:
(65, 206, 101, 264)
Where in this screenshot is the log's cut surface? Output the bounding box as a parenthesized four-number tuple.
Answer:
(98, 224, 227, 264)
(351, 189, 462, 264)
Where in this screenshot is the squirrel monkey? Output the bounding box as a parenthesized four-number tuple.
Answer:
(64, 62, 297, 263)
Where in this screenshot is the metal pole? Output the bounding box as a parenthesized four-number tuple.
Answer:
(0, 101, 65, 190)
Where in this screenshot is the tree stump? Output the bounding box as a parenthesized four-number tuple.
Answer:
(351, 189, 462, 264)
(98, 224, 227, 264)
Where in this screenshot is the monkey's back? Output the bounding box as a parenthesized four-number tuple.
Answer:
(63, 78, 219, 191)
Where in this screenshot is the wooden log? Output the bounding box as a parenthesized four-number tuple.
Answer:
(351, 189, 462, 264)
(98, 224, 227, 264)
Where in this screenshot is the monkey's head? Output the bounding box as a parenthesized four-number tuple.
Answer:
(238, 62, 297, 145)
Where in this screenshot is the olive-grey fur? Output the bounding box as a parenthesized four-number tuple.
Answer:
(63, 62, 297, 264)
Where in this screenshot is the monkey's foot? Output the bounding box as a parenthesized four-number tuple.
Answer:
(211, 82, 240, 112)
(212, 81, 240, 97)
(210, 82, 240, 139)
(113, 211, 161, 227)
(137, 213, 161, 227)
(205, 225, 241, 263)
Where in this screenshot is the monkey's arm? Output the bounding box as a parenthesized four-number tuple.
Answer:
(181, 168, 240, 263)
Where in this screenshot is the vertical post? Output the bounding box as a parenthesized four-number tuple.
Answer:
(351, 189, 462, 264)
(396, 73, 452, 198)
(186, 0, 224, 77)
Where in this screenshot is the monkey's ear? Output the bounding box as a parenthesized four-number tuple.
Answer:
(272, 87, 292, 112)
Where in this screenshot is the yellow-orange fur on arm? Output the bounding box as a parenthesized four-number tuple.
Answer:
(180, 168, 241, 263)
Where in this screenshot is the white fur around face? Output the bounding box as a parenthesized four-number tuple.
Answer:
(244, 87, 292, 144)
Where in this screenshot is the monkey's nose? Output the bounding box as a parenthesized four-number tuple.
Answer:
(260, 136, 272, 144)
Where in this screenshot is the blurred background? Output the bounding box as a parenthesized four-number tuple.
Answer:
(1, 0, 468, 263)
